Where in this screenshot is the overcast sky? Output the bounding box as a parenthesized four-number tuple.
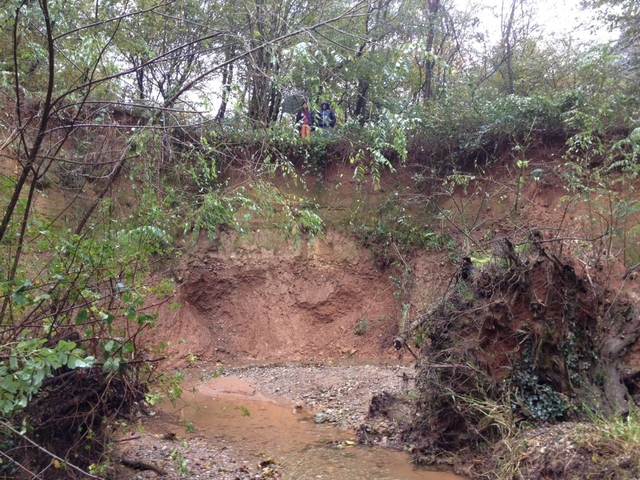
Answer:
(458, 0, 615, 44)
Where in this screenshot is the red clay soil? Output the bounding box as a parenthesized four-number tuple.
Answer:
(150, 230, 425, 365)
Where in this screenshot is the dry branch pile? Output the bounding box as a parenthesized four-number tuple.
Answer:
(1, 366, 146, 479)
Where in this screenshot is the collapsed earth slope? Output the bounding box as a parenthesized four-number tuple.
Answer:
(153, 230, 406, 363)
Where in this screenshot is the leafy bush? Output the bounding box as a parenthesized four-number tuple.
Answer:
(354, 318, 368, 335)
(339, 109, 414, 189)
(408, 91, 582, 170)
(0, 339, 94, 415)
(353, 194, 451, 266)
(191, 190, 257, 243)
(508, 336, 569, 422)
(289, 207, 325, 241)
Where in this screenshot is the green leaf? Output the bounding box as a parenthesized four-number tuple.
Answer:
(75, 309, 89, 324)
(103, 357, 120, 372)
(12, 291, 28, 306)
(57, 352, 69, 365)
(234, 405, 251, 417)
(68, 355, 93, 369)
(14, 280, 32, 293)
(57, 340, 76, 351)
(1, 376, 19, 394)
(16, 395, 28, 409)
(67, 356, 80, 369)
(32, 369, 45, 387)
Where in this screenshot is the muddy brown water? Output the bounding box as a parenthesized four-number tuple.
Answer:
(162, 376, 466, 480)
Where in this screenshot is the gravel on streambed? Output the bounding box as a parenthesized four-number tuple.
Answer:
(213, 361, 416, 429)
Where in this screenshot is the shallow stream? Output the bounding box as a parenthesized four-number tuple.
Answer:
(163, 376, 466, 480)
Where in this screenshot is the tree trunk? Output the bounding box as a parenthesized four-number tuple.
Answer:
(354, 79, 369, 126)
(421, 0, 441, 103)
(215, 61, 234, 122)
(503, 0, 517, 95)
(0, 0, 55, 244)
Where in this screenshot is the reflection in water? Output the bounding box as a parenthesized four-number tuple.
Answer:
(163, 378, 465, 480)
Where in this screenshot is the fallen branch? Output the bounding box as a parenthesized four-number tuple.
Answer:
(623, 260, 640, 279)
(119, 457, 167, 476)
(0, 450, 40, 479)
(112, 435, 142, 443)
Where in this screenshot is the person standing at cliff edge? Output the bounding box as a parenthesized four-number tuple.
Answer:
(295, 101, 314, 138)
(316, 100, 336, 133)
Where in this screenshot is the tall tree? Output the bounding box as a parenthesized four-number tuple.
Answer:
(115, 0, 224, 105)
(497, 0, 538, 94)
(239, 0, 312, 124)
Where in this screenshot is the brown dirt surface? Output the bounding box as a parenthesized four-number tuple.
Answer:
(150, 229, 423, 365)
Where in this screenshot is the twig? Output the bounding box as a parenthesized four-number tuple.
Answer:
(392, 242, 411, 272)
(623, 260, 640, 279)
(422, 363, 477, 369)
(112, 435, 142, 443)
(404, 342, 418, 359)
(0, 420, 105, 479)
(574, 257, 596, 293)
(514, 228, 610, 246)
(358, 283, 393, 321)
(94, 356, 165, 367)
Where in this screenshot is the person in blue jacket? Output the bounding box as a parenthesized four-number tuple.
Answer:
(316, 101, 336, 130)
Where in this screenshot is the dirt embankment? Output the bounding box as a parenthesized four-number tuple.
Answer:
(121, 224, 454, 479)
(151, 229, 437, 365)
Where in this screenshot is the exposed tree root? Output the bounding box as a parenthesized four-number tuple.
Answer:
(395, 234, 640, 478)
(1, 366, 146, 479)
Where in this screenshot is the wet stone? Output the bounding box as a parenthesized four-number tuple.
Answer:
(314, 412, 328, 424)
